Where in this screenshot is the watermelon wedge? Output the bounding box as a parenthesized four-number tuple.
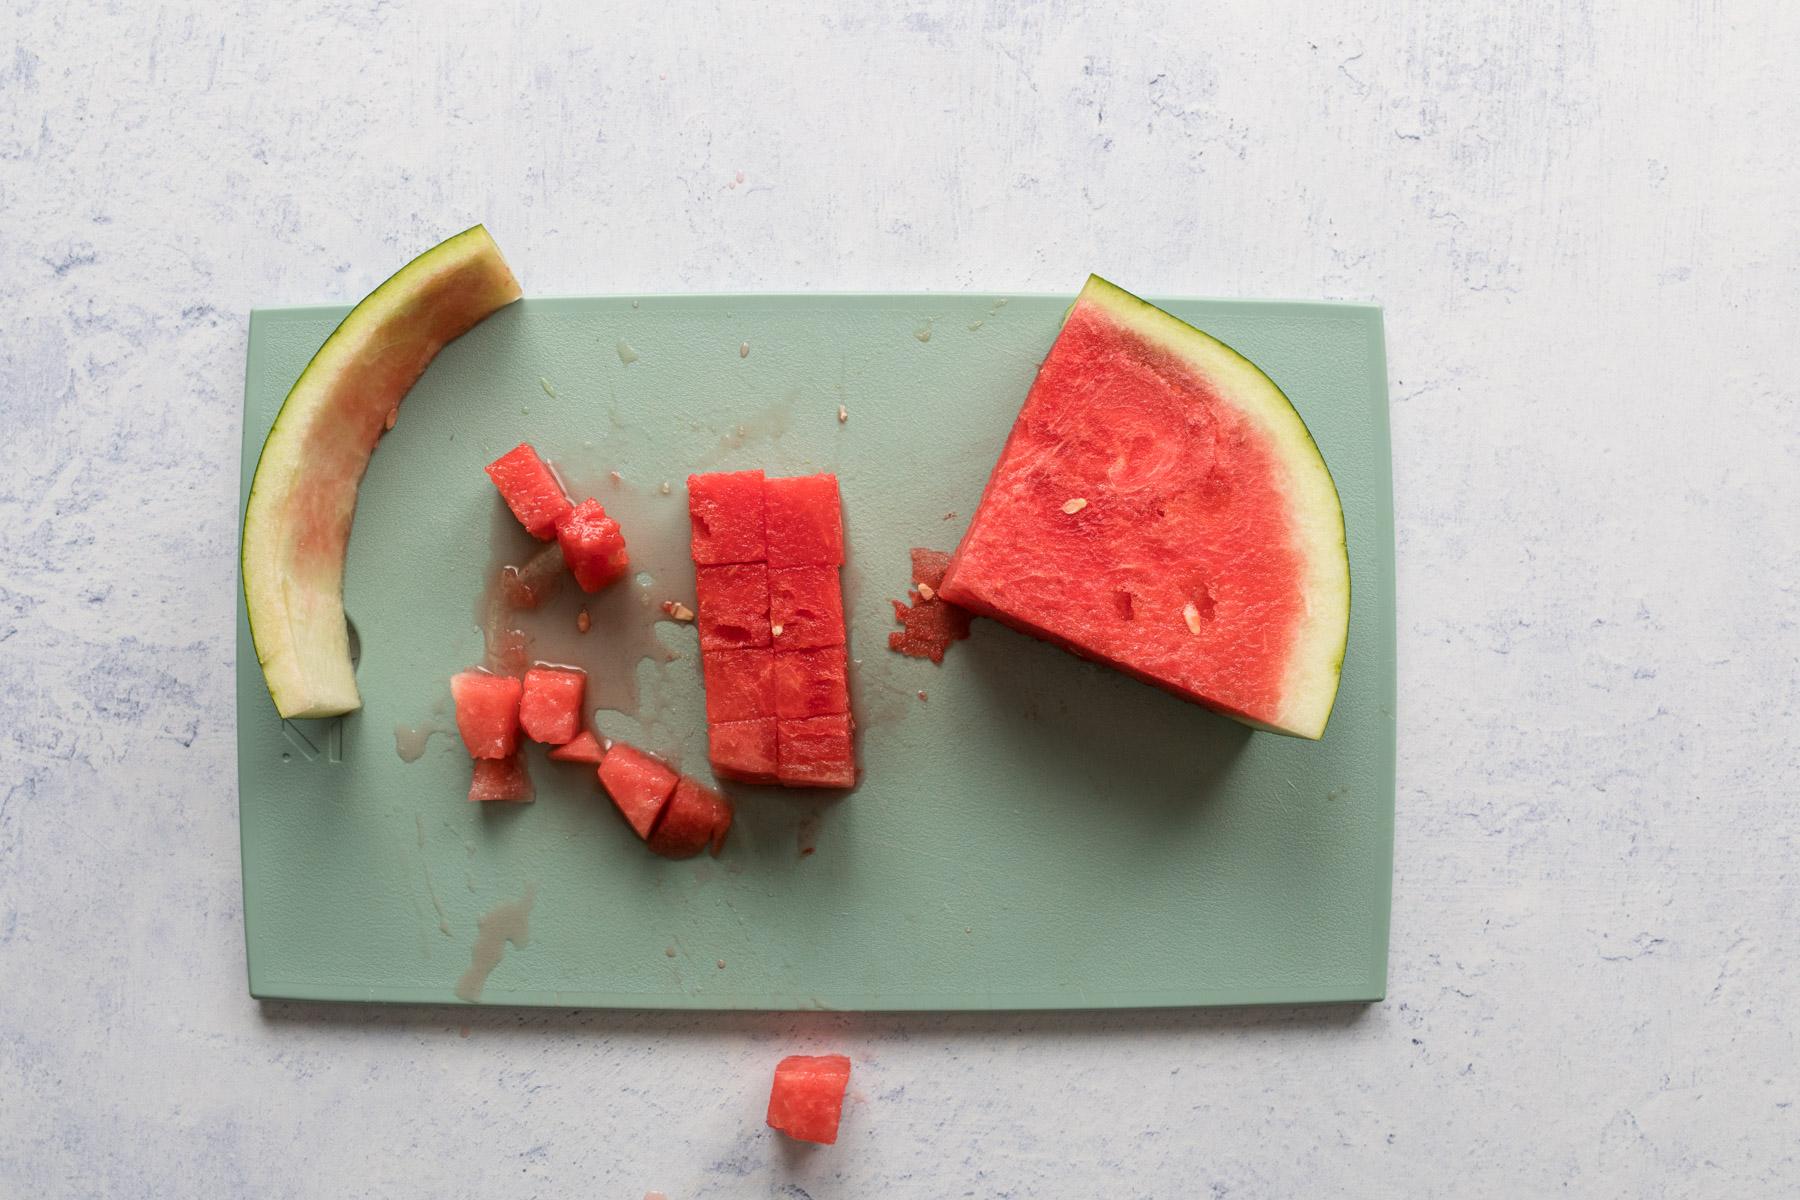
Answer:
(766, 1054, 852, 1145)
(939, 276, 1351, 739)
(548, 729, 606, 764)
(597, 743, 681, 840)
(242, 225, 522, 718)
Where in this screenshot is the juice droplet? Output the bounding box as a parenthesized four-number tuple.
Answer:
(739, 341, 749, 358)
(616, 339, 640, 365)
(539, 377, 557, 398)
(913, 320, 932, 343)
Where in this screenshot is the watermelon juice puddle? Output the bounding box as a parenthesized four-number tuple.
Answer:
(472, 458, 696, 725)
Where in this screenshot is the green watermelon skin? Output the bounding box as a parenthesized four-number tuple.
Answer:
(939, 277, 1349, 739)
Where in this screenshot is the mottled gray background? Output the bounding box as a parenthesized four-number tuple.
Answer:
(3, 1, 1797, 1196)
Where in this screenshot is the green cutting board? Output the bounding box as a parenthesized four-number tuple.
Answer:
(236, 293, 1394, 1009)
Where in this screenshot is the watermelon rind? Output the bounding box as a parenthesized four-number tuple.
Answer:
(1077, 276, 1350, 739)
(242, 225, 522, 718)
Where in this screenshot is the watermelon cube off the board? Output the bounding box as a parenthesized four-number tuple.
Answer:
(548, 730, 606, 764)
(557, 498, 631, 592)
(597, 744, 681, 839)
(938, 276, 1352, 740)
(468, 752, 534, 803)
(486, 443, 572, 540)
(766, 1054, 852, 1145)
(518, 666, 585, 745)
(451, 671, 523, 759)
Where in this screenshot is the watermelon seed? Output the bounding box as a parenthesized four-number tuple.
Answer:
(576, 607, 591, 634)
(916, 582, 936, 601)
(1061, 497, 1088, 514)
(1182, 602, 1204, 635)
(772, 623, 785, 637)
(838, 403, 848, 423)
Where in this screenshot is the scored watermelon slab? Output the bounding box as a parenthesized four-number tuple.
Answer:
(939, 276, 1351, 739)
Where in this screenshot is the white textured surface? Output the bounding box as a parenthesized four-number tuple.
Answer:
(4, 1, 1798, 1194)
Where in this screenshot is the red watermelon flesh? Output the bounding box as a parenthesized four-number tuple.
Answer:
(766, 1054, 852, 1145)
(770, 566, 846, 650)
(597, 743, 681, 840)
(486, 443, 571, 540)
(557, 498, 631, 592)
(773, 646, 850, 720)
(777, 713, 856, 788)
(548, 729, 606, 764)
(451, 670, 523, 759)
(468, 752, 534, 803)
(764, 474, 844, 568)
(647, 778, 734, 859)
(709, 718, 778, 783)
(518, 666, 585, 745)
(888, 547, 971, 664)
(938, 276, 1350, 739)
(694, 563, 772, 651)
(687, 469, 767, 564)
(702, 648, 776, 723)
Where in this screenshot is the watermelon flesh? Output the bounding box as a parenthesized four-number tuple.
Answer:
(548, 729, 606, 764)
(889, 548, 972, 664)
(939, 276, 1350, 739)
(468, 752, 534, 803)
(597, 743, 682, 840)
(689, 472, 855, 788)
(647, 778, 734, 859)
(485, 443, 572, 540)
(687, 469, 767, 564)
(694, 563, 772, 650)
(766, 1054, 852, 1145)
(451, 671, 523, 759)
(518, 666, 585, 745)
(708, 718, 778, 783)
(241, 225, 521, 718)
(557, 498, 631, 592)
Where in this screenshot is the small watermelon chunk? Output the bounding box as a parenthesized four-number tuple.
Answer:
(777, 713, 856, 788)
(687, 469, 767, 564)
(518, 666, 586, 745)
(694, 563, 772, 650)
(597, 743, 681, 840)
(770, 566, 846, 650)
(451, 671, 523, 759)
(773, 646, 850, 719)
(468, 752, 534, 803)
(486, 443, 571, 540)
(709, 718, 778, 783)
(548, 729, 606, 764)
(647, 778, 734, 859)
(766, 1054, 852, 1145)
(557, 499, 631, 592)
(702, 648, 776, 723)
(764, 474, 844, 568)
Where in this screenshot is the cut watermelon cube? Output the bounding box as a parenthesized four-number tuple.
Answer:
(486, 443, 572, 540)
(557, 498, 631, 592)
(451, 670, 523, 759)
(548, 729, 606, 764)
(647, 777, 734, 859)
(702, 648, 776, 723)
(468, 752, 534, 803)
(708, 718, 778, 783)
(694, 563, 771, 651)
(773, 646, 850, 719)
(776, 712, 856, 788)
(687, 469, 767, 564)
(764, 474, 844, 568)
(770, 566, 846, 650)
(518, 666, 586, 745)
(597, 743, 681, 840)
(766, 1054, 852, 1145)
